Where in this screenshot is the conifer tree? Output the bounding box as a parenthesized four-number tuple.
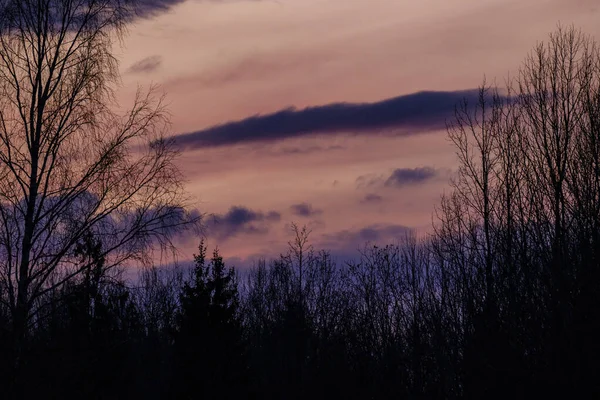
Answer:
(174, 240, 247, 399)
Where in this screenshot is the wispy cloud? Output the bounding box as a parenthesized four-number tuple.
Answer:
(361, 193, 383, 204)
(276, 145, 345, 156)
(290, 202, 323, 217)
(127, 55, 162, 74)
(171, 89, 486, 149)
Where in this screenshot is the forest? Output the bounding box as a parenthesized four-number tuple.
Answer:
(0, 0, 599, 399)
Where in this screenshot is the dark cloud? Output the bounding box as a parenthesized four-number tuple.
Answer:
(384, 167, 438, 188)
(171, 89, 489, 149)
(0, 1, 188, 32)
(127, 55, 162, 74)
(135, 0, 269, 20)
(356, 167, 439, 189)
(361, 193, 383, 204)
(208, 206, 281, 240)
(137, 0, 264, 19)
(133, 0, 187, 18)
(289, 202, 323, 217)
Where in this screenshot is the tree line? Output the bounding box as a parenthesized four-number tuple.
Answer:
(0, 0, 598, 397)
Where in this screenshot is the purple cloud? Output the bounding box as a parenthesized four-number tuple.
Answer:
(133, 0, 187, 18)
(208, 206, 281, 240)
(357, 167, 439, 190)
(290, 202, 323, 217)
(171, 89, 493, 149)
(384, 167, 438, 188)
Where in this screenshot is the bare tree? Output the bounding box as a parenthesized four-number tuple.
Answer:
(0, 0, 198, 367)
(432, 24, 600, 398)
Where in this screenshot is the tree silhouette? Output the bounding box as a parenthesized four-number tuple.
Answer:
(0, 20, 597, 400)
(173, 240, 247, 399)
(0, 1, 199, 392)
(433, 24, 600, 399)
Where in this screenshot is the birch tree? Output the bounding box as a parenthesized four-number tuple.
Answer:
(0, 0, 198, 360)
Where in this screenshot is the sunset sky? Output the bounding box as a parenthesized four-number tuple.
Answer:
(118, 0, 600, 266)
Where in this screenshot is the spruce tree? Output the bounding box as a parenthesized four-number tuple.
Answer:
(174, 240, 247, 399)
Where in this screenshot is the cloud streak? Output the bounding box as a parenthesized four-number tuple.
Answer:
(127, 55, 162, 74)
(361, 193, 383, 204)
(385, 167, 438, 188)
(171, 89, 487, 149)
(357, 167, 440, 189)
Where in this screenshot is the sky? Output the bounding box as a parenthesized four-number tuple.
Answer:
(117, 0, 600, 266)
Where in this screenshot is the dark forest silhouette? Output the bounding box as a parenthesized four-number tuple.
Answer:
(0, 0, 599, 398)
